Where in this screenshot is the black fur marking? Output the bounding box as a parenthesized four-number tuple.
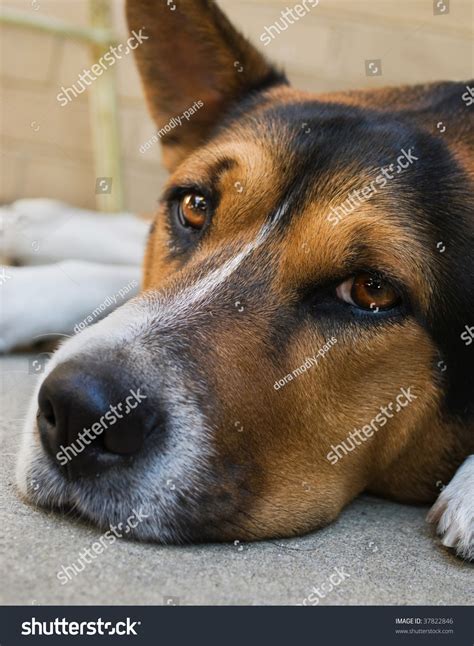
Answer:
(222, 93, 474, 419)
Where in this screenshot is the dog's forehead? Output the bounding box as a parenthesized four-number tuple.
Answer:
(223, 91, 421, 168)
(178, 92, 431, 226)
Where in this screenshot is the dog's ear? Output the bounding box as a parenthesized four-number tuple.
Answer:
(126, 0, 285, 170)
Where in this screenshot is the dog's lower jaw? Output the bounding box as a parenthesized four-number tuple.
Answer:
(16, 445, 189, 544)
(427, 455, 474, 561)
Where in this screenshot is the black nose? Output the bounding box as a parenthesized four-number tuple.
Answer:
(37, 360, 152, 478)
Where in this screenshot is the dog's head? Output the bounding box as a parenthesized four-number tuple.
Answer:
(17, 0, 474, 542)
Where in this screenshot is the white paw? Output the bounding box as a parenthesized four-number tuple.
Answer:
(427, 455, 474, 561)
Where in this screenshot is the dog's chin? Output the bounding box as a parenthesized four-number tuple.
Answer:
(17, 453, 194, 544)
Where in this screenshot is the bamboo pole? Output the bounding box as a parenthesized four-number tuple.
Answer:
(88, 0, 125, 212)
(0, 3, 125, 213)
(0, 8, 116, 45)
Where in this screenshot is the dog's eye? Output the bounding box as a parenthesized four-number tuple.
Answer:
(177, 193, 209, 230)
(336, 273, 401, 311)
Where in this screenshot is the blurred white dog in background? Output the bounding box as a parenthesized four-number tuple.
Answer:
(0, 198, 147, 352)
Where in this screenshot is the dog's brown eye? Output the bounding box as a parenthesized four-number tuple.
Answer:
(336, 273, 401, 311)
(177, 193, 208, 230)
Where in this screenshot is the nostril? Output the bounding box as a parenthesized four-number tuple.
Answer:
(37, 379, 66, 460)
(41, 397, 56, 427)
(36, 406, 61, 465)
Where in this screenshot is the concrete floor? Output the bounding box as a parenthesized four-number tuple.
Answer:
(1, 354, 472, 606)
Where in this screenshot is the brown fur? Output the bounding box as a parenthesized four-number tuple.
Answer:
(127, 0, 474, 540)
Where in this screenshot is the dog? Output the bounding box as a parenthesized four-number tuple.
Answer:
(8, 0, 474, 559)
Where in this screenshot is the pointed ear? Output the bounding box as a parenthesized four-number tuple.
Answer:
(126, 0, 285, 170)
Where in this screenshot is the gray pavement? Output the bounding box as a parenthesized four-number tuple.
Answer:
(1, 354, 472, 606)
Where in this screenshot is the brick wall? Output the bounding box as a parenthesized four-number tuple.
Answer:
(1, 0, 472, 213)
